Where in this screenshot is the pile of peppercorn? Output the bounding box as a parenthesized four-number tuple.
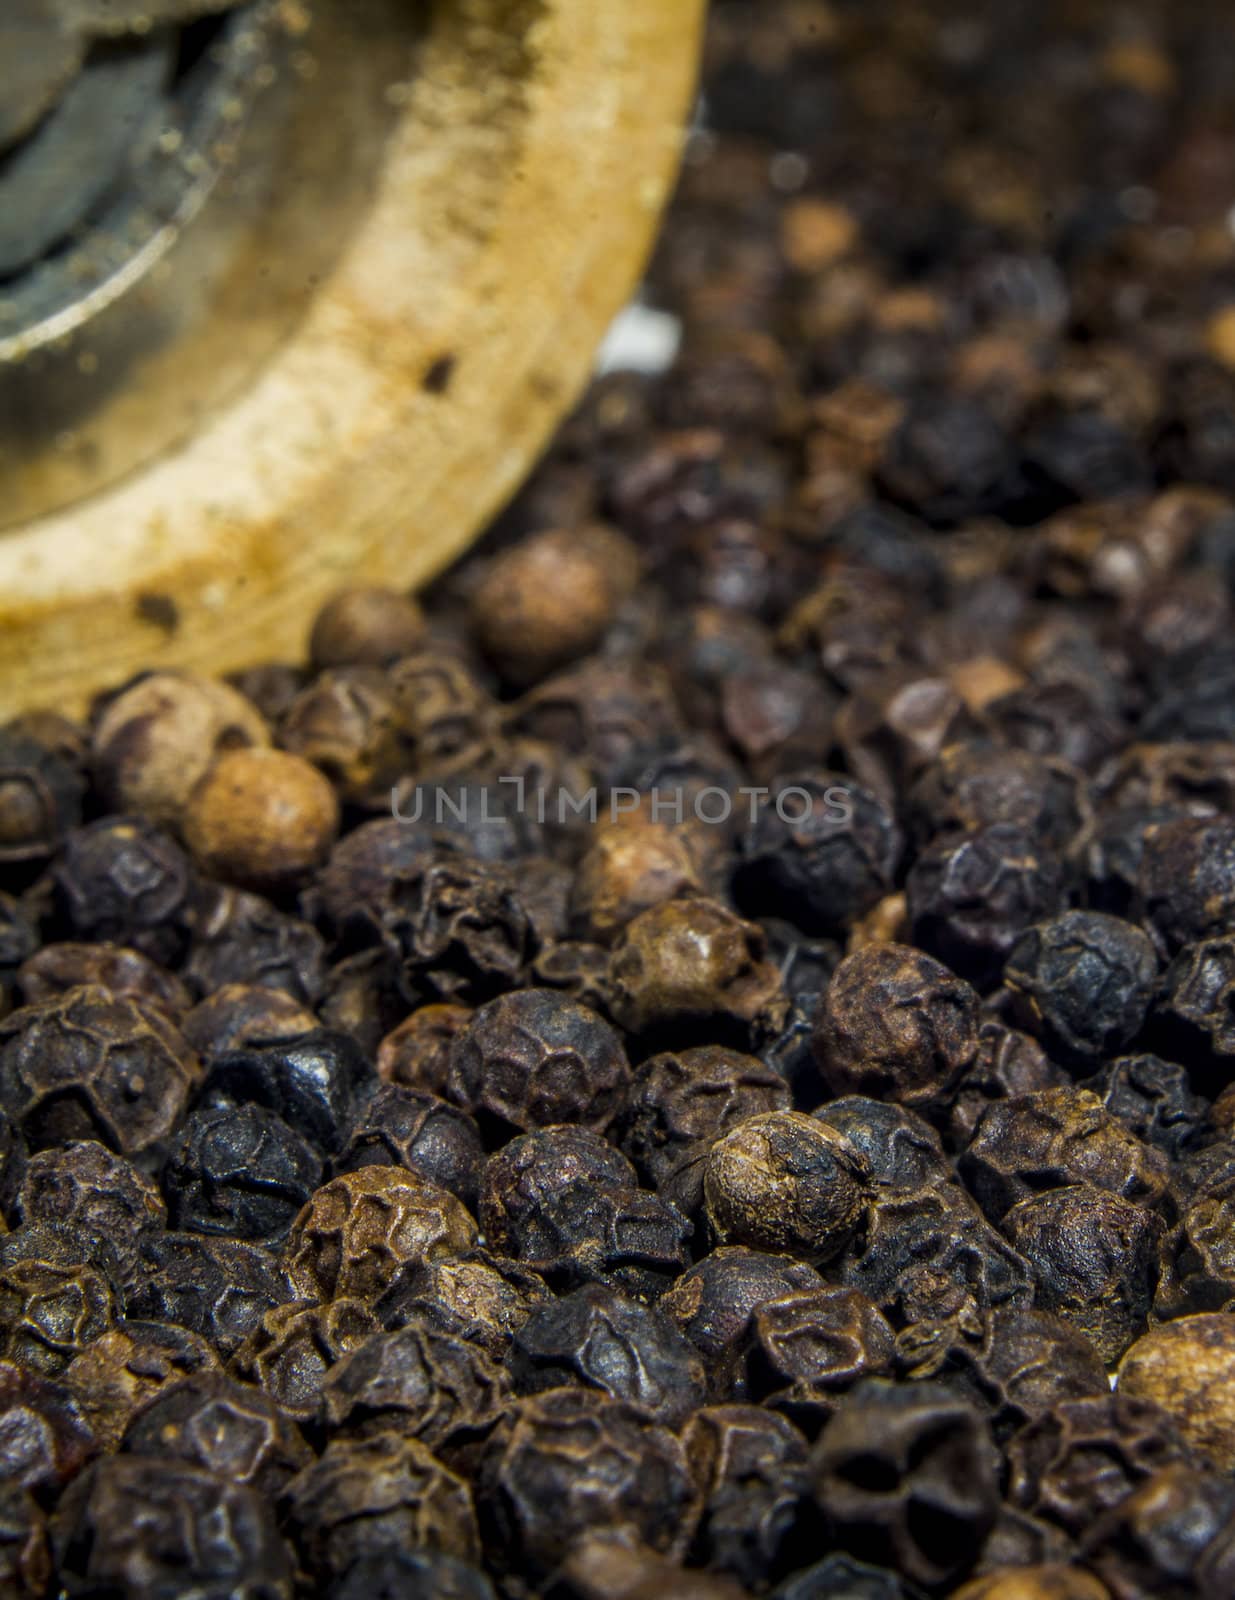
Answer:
(10, 0, 1235, 1596)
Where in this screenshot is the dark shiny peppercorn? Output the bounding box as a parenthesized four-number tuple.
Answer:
(906, 824, 1066, 989)
(1006, 1394, 1197, 1537)
(734, 773, 902, 938)
(620, 1045, 790, 1217)
(200, 1027, 375, 1155)
(811, 1378, 1000, 1590)
(320, 1317, 508, 1449)
(282, 1431, 480, 1579)
(745, 1287, 896, 1430)
(63, 1321, 219, 1450)
(284, 1167, 477, 1304)
(52, 817, 195, 966)
(184, 885, 327, 1007)
(1004, 911, 1158, 1067)
(0, 984, 199, 1156)
(448, 989, 631, 1136)
(475, 1387, 696, 1578)
(0, 1242, 116, 1378)
(960, 1087, 1168, 1221)
(333, 1084, 484, 1206)
(17, 1140, 165, 1293)
(813, 943, 980, 1111)
(53, 1454, 293, 1597)
(229, 1297, 381, 1422)
(0, 1361, 96, 1492)
(1083, 1053, 1209, 1162)
(704, 1111, 870, 1263)
(683, 1404, 810, 1588)
(164, 1101, 323, 1243)
(507, 1284, 706, 1425)
(119, 1370, 310, 1494)
(1003, 1185, 1163, 1362)
(129, 1231, 289, 1358)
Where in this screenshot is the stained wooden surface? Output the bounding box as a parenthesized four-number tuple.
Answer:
(0, 0, 704, 716)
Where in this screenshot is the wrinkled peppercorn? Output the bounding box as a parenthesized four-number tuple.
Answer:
(813, 943, 980, 1110)
(447, 989, 631, 1136)
(333, 1084, 483, 1206)
(17, 940, 192, 1020)
(283, 1167, 477, 1303)
(1117, 1314, 1235, 1472)
(200, 1027, 374, 1155)
(129, 1231, 289, 1357)
(811, 1378, 1000, 1589)
(682, 1404, 810, 1588)
(17, 1139, 165, 1292)
(508, 1284, 706, 1424)
(164, 1101, 322, 1244)
(184, 885, 328, 1007)
(53, 817, 195, 966)
(229, 1297, 381, 1422)
(63, 1320, 219, 1450)
(0, 985, 199, 1156)
(704, 1111, 870, 1262)
(746, 1286, 896, 1430)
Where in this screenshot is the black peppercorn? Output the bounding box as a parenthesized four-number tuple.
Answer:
(184, 885, 328, 1007)
(53, 817, 196, 965)
(333, 1084, 484, 1206)
(164, 1101, 323, 1244)
(813, 942, 980, 1110)
(199, 1027, 375, 1156)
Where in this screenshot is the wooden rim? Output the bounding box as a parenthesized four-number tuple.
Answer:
(0, 0, 704, 716)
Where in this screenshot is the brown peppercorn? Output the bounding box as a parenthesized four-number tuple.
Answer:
(119, 1370, 311, 1495)
(471, 525, 639, 685)
(620, 1045, 790, 1216)
(183, 747, 340, 891)
(0, 985, 199, 1156)
(181, 983, 318, 1060)
(91, 672, 269, 830)
(960, 1087, 1169, 1221)
(388, 652, 499, 774)
(283, 1167, 478, 1303)
(475, 1387, 696, 1578)
(63, 1321, 219, 1451)
(229, 1297, 381, 1422)
(377, 1004, 473, 1095)
(1117, 1314, 1235, 1471)
(1003, 1186, 1163, 1363)
(550, 1534, 750, 1600)
(309, 585, 426, 670)
(949, 1568, 1111, 1600)
(320, 1317, 509, 1449)
(608, 897, 789, 1046)
(811, 1378, 1000, 1590)
(934, 1307, 1109, 1441)
(813, 942, 980, 1110)
(704, 1111, 869, 1263)
(17, 941, 191, 1021)
(0, 1248, 115, 1378)
(1006, 1394, 1196, 1538)
(282, 1431, 479, 1579)
(946, 1022, 1068, 1150)
(447, 988, 631, 1136)
(278, 667, 410, 807)
(377, 1251, 549, 1359)
(571, 814, 704, 944)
